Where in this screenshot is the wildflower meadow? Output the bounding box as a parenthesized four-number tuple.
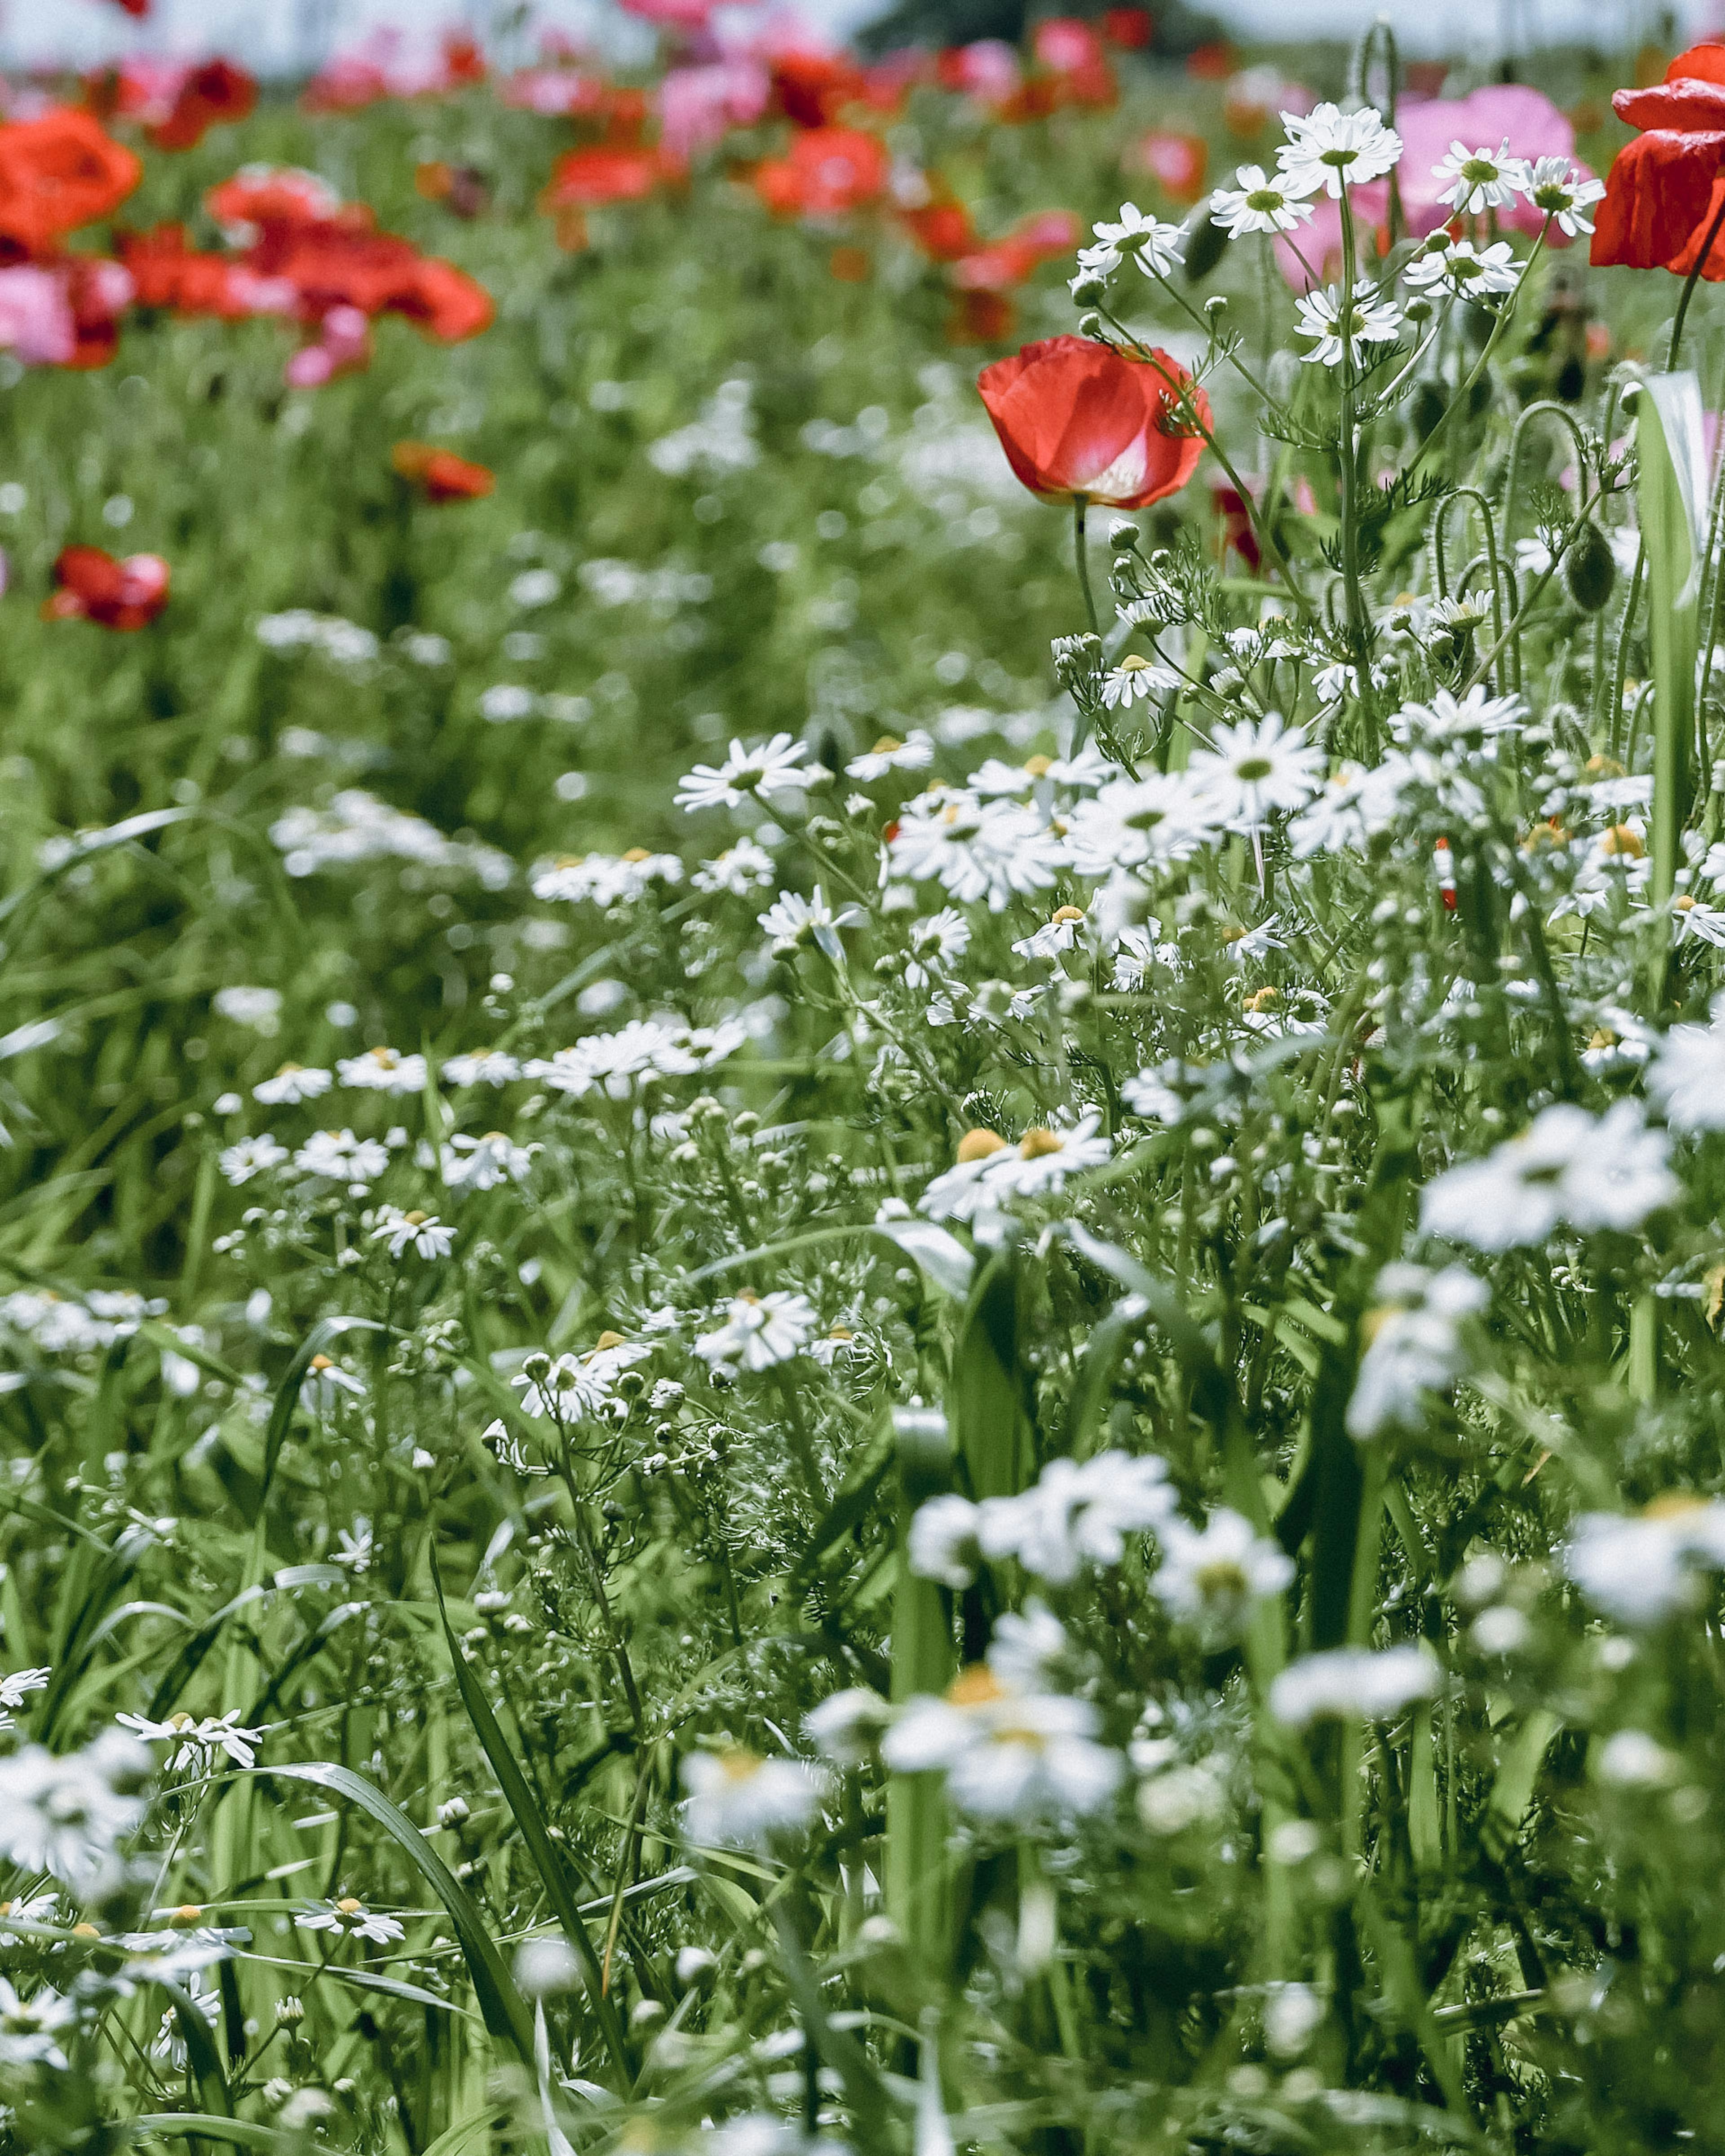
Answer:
(7, 4, 1725, 2152)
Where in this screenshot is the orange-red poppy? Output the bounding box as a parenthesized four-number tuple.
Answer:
(150, 60, 258, 151)
(392, 442, 495, 501)
(1592, 42, 1725, 276)
(752, 126, 888, 217)
(977, 334, 1208, 508)
(0, 109, 140, 262)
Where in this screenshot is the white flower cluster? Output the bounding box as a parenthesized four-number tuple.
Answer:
(908, 1450, 1174, 1587)
(531, 851, 684, 905)
(0, 1288, 165, 1358)
(256, 610, 380, 669)
(523, 1016, 745, 1100)
(270, 789, 513, 888)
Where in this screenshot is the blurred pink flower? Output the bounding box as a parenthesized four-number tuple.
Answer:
(659, 60, 771, 157)
(500, 69, 609, 117)
(0, 265, 77, 366)
(285, 303, 371, 389)
(620, 0, 715, 27)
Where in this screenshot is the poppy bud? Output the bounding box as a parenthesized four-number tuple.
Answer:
(1182, 213, 1230, 284)
(1564, 518, 1616, 612)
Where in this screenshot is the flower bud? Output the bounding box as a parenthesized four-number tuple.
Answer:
(1563, 518, 1616, 613)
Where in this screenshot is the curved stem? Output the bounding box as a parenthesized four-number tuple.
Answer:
(1336, 194, 1371, 679)
(1072, 495, 1099, 636)
(1667, 190, 1725, 371)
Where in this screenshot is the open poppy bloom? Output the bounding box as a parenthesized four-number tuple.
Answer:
(752, 126, 889, 217)
(1592, 43, 1725, 277)
(392, 441, 495, 501)
(978, 335, 1208, 508)
(46, 545, 169, 629)
(0, 109, 141, 262)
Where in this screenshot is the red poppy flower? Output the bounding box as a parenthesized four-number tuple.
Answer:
(1186, 41, 1237, 80)
(0, 110, 141, 262)
(901, 198, 977, 262)
(117, 224, 294, 321)
(948, 290, 1016, 344)
(951, 209, 1081, 292)
(770, 51, 867, 128)
(977, 335, 1208, 508)
(150, 60, 258, 151)
(246, 217, 493, 341)
(540, 146, 679, 209)
(392, 441, 495, 501)
(46, 545, 168, 629)
(206, 166, 341, 238)
(60, 257, 135, 369)
(752, 126, 888, 217)
(1592, 43, 1725, 277)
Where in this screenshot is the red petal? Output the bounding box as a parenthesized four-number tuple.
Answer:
(1591, 129, 1725, 268)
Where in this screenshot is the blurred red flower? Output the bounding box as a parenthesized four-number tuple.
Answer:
(752, 126, 888, 216)
(1101, 9, 1155, 49)
(46, 544, 168, 629)
(541, 146, 681, 209)
(0, 109, 141, 262)
(1592, 42, 1725, 276)
(392, 442, 495, 500)
(771, 51, 868, 128)
(900, 198, 978, 262)
(1131, 129, 1209, 204)
(977, 334, 1208, 508)
(951, 208, 1082, 292)
(150, 60, 259, 151)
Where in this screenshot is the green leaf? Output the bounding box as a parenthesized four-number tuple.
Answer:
(1637, 371, 1706, 926)
(130, 2121, 295, 2152)
(253, 1761, 538, 2069)
(429, 1553, 630, 2076)
(258, 1317, 385, 1512)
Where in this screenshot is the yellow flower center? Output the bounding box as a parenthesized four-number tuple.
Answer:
(956, 1128, 1007, 1163)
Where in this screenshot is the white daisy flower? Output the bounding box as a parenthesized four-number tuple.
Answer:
(1294, 281, 1403, 368)
(1433, 138, 1531, 216)
(219, 1135, 288, 1186)
(675, 733, 811, 813)
(845, 730, 934, 781)
(757, 884, 866, 961)
(1403, 237, 1520, 300)
(694, 1290, 817, 1372)
(337, 1047, 428, 1096)
(441, 1047, 522, 1087)
(691, 838, 778, 895)
(1188, 712, 1324, 827)
(296, 1899, 405, 1947)
(1100, 653, 1181, 706)
(253, 1063, 332, 1107)
(369, 1208, 455, 1261)
(1088, 201, 1186, 277)
(1210, 164, 1316, 237)
(681, 1750, 824, 1849)
(1523, 155, 1606, 237)
(1154, 1508, 1294, 1639)
(1269, 1645, 1438, 1727)
(1275, 102, 1403, 200)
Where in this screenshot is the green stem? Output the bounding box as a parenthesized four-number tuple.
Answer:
(1072, 494, 1099, 636)
(1336, 194, 1370, 677)
(1667, 190, 1725, 371)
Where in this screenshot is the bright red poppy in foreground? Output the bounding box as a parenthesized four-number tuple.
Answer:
(391, 442, 495, 501)
(46, 545, 169, 630)
(0, 109, 140, 262)
(977, 335, 1208, 508)
(1592, 42, 1725, 276)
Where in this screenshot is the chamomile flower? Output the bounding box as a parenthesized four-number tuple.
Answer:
(440, 1047, 522, 1087)
(293, 1129, 390, 1187)
(675, 733, 810, 813)
(254, 1063, 332, 1106)
(1433, 138, 1531, 216)
(1086, 201, 1186, 277)
(1154, 1509, 1294, 1640)
(1524, 155, 1606, 236)
(694, 1290, 817, 1372)
(903, 907, 972, 987)
(296, 1898, 405, 1947)
(1275, 102, 1403, 200)
(369, 1207, 455, 1260)
(758, 884, 865, 960)
(845, 730, 934, 781)
(1188, 712, 1324, 826)
(337, 1047, 428, 1096)
(219, 1135, 288, 1186)
(681, 1750, 824, 1848)
(1294, 281, 1404, 368)
(1402, 236, 1519, 300)
(1100, 653, 1181, 706)
(441, 1131, 537, 1190)
(1210, 164, 1316, 237)
(692, 838, 777, 895)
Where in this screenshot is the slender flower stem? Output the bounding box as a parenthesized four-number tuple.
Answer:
(1405, 222, 1551, 483)
(1667, 191, 1725, 371)
(1336, 192, 1371, 684)
(1072, 494, 1100, 636)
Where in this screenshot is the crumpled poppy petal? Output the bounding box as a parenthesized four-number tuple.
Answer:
(1591, 128, 1725, 269)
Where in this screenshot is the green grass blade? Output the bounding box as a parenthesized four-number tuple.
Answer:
(254, 1761, 538, 2069)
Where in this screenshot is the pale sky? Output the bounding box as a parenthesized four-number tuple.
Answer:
(0, 0, 1707, 67)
